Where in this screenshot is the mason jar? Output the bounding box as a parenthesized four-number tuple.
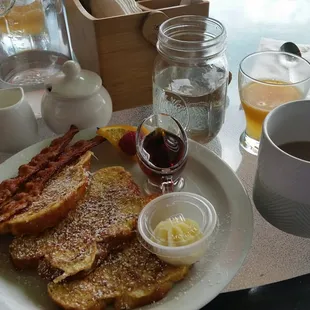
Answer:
(153, 15, 228, 143)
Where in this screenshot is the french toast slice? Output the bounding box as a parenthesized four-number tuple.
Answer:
(0, 151, 92, 235)
(48, 237, 189, 310)
(10, 167, 147, 282)
(0, 135, 104, 235)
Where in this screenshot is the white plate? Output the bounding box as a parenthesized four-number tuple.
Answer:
(0, 128, 253, 310)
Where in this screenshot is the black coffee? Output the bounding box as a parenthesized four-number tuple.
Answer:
(279, 141, 310, 161)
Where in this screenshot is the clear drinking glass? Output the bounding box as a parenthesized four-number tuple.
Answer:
(0, 0, 72, 90)
(136, 113, 188, 194)
(0, 1, 15, 16)
(239, 51, 310, 155)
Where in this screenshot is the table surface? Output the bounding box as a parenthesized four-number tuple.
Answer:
(1, 0, 310, 294)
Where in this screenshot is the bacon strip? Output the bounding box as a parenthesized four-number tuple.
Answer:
(0, 126, 79, 207)
(0, 136, 105, 223)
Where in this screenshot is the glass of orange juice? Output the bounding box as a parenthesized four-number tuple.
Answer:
(239, 51, 310, 155)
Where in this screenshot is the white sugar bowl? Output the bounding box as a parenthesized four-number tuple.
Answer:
(41, 61, 112, 134)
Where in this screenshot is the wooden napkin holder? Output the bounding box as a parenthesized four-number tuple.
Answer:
(64, 0, 210, 111)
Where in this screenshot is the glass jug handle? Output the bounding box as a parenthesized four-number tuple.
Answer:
(161, 175, 174, 194)
(0, 0, 16, 16)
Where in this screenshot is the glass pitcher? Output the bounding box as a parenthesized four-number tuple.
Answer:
(0, 0, 72, 90)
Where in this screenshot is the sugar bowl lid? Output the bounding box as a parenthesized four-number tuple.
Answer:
(45, 60, 102, 99)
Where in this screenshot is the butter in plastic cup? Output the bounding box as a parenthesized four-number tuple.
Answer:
(137, 192, 218, 266)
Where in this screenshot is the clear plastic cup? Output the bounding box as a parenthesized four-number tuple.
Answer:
(137, 192, 217, 265)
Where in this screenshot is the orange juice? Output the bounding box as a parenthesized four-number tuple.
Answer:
(0, 0, 45, 35)
(241, 80, 302, 140)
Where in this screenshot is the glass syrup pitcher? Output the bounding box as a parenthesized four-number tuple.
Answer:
(0, 0, 73, 90)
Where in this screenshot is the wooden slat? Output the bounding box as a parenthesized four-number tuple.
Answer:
(138, 0, 185, 10)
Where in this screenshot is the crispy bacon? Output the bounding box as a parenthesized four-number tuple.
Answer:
(0, 136, 105, 223)
(0, 125, 79, 207)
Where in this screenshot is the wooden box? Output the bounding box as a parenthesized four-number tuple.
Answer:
(64, 0, 210, 111)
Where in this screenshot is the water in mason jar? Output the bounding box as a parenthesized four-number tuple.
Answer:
(153, 66, 227, 143)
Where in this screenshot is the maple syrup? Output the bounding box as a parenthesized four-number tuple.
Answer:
(137, 128, 187, 185)
(143, 128, 185, 168)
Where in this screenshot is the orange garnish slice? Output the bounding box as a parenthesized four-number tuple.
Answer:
(96, 125, 137, 152)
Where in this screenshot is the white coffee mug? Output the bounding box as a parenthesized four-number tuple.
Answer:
(0, 87, 38, 153)
(253, 99, 310, 237)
